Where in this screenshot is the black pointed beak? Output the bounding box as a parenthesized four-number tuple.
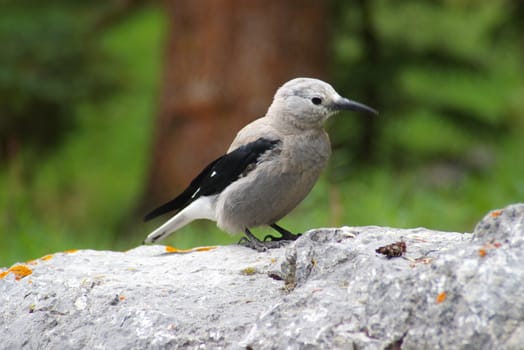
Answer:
(333, 97, 378, 115)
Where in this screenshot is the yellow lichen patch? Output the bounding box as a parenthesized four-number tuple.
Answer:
(241, 267, 257, 275)
(164, 245, 217, 254)
(64, 249, 78, 254)
(436, 291, 447, 304)
(0, 264, 33, 280)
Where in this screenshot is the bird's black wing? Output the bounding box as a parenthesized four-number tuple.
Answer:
(144, 137, 280, 221)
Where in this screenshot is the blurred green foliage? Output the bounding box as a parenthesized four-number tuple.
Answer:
(0, 3, 166, 265)
(0, 0, 118, 162)
(1, 1, 523, 267)
(330, 0, 523, 171)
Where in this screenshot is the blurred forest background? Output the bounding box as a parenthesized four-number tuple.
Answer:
(1, 0, 523, 267)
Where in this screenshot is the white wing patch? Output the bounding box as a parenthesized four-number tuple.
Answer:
(190, 187, 201, 199)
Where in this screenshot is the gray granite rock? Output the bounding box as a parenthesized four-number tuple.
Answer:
(1, 203, 523, 350)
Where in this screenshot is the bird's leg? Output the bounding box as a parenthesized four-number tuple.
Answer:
(239, 228, 289, 251)
(263, 223, 302, 242)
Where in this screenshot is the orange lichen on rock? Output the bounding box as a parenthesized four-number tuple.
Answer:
(194, 246, 217, 252)
(64, 249, 78, 254)
(490, 210, 503, 218)
(25, 254, 54, 266)
(0, 264, 33, 280)
(436, 291, 447, 304)
(479, 240, 502, 258)
(165, 246, 185, 253)
(165, 245, 217, 253)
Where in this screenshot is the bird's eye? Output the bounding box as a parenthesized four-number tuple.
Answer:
(311, 97, 322, 105)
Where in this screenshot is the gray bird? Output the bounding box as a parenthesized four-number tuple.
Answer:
(143, 77, 377, 251)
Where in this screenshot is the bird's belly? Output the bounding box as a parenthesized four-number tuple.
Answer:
(215, 160, 324, 234)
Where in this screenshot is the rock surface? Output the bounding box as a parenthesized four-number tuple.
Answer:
(1, 203, 523, 350)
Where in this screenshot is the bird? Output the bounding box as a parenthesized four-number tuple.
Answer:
(143, 77, 377, 251)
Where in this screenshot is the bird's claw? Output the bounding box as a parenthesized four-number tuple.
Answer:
(265, 232, 302, 242)
(239, 226, 300, 251)
(238, 233, 291, 252)
(263, 234, 280, 241)
(268, 224, 302, 241)
(239, 238, 289, 252)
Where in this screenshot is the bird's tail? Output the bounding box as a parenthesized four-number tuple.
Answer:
(143, 196, 217, 244)
(143, 212, 194, 244)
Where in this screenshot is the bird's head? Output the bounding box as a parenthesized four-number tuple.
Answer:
(267, 77, 377, 130)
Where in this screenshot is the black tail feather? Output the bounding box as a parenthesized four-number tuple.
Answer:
(143, 157, 223, 221)
(143, 194, 187, 221)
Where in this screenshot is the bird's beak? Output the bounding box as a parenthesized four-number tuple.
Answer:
(333, 96, 378, 115)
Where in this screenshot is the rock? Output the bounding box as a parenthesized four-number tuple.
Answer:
(1, 203, 523, 349)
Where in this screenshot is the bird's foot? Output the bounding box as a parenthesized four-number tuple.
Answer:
(264, 223, 302, 241)
(239, 229, 291, 252)
(238, 237, 289, 252)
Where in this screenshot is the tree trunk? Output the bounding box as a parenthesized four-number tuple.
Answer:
(140, 0, 328, 210)
(356, 0, 379, 164)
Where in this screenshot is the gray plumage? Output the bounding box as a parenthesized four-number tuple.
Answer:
(144, 77, 377, 249)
